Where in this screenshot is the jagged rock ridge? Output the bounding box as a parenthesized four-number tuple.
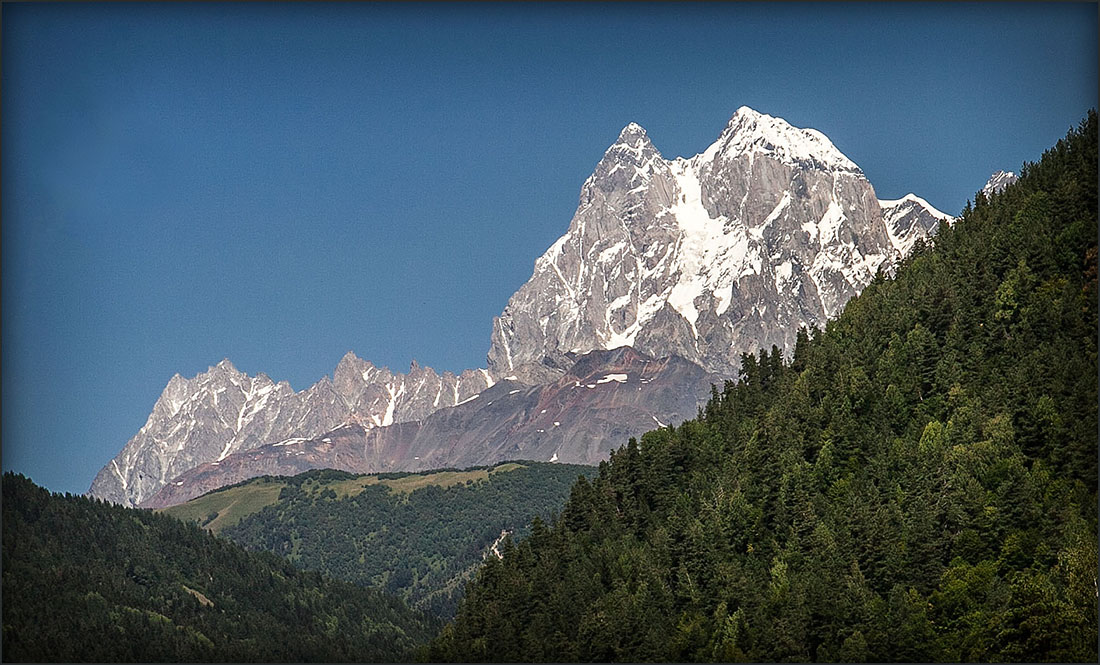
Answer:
(142, 347, 720, 508)
(982, 170, 1018, 198)
(89, 354, 491, 507)
(91, 106, 955, 507)
(879, 193, 955, 257)
(487, 107, 951, 379)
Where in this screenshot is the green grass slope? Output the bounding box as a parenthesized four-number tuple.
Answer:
(161, 462, 535, 534)
(427, 113, 1098, 662)
(160, 476, 287, 533)
(2, 472, 440, 663)
(170, 461, 596, 618)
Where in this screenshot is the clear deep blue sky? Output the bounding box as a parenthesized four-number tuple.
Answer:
(3, 2, 1096, 494)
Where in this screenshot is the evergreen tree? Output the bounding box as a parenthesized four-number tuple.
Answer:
(427, 111, 1099, 663)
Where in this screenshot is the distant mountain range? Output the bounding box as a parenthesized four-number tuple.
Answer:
(92, 107, 1010, 508)
(141, 347, 716, 508)
(89, 354, 491, 507)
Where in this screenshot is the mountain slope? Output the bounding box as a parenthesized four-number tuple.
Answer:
(428, 112, 1098, 662)
(90, 106, 951, 510)
(879, 193, 953, 257)
(488, 107, 950, 379)
(90, 353, 491, 507)
(164, 462, 597, 618)
(142, 347, 718, 508)
(982, 169, 1018, 197)
(2, 473, 439, 662)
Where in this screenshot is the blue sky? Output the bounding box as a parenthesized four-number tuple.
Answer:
(3, 2, 1096, 495)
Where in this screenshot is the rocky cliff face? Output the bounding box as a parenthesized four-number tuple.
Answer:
(92, 106, 955, 507)
(89, 354, 491, 507)
(487, 107, 951, 379)
(879, 193, 955, 257)
(981, 170, 1018, 198)
(142, 347, 720, 508)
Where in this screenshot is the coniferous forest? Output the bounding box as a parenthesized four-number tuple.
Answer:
(1, 473, 440, 662)
(199, 462, 596, 616)
(2, 113, 1096, 663)
(427, 112, 1099, 662)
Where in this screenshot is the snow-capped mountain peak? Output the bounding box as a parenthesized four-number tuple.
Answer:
(602, 122, 660, 163)
(700, 106, 860, 172)
(878, 193, 954, 256)
(617, 121, 648, 141)
(877, 192, 952, 219)
(981, 170, 1018, 198)
(583, 121, 670, 202)
(487, 107, 945, 379)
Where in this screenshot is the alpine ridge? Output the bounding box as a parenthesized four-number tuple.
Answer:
(89, 354, 492, 507)
(90, 106, 954, 507)
(879, 193, 955, 257)
(487, 107, 951, 379)
(141, 347, 720, 509)
(982, 169, 1018, 197)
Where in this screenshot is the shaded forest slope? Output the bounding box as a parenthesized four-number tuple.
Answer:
(170, 462, 595, 617)
(2, 473, 439, 662)
(428, 112, 1098, 662)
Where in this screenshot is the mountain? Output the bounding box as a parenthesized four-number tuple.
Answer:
(2, 472, 439, 662)
(487, 107, 951, 379)
(982, 169, 1018, 197)
(427, 112, 1098, 662)
(90, 106, 951, 508)
(90, 354, 491, 507)
(142, 347, 718, 508)
(879, 193, 954, 257)
(161, 462, 597, 618)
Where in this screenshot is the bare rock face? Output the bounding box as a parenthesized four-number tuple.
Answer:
(879, 194, 954, 257)
(487, 107, 951, 379)
(981, 170, 1018, 198)
(88, 354, 491, 507)
(141, 347, 721, 509)
(92, 106, 956, 508)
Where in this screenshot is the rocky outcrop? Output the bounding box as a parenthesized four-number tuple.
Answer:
(141, 347, 720, 508)
(488, 107, 951, 379)
(89, 354, 491, 507)
(92, 106, 956, 508)
(981, 170, 1018, 198)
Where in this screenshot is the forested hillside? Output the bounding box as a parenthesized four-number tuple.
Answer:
(427, 112, 1099, 662)
(2, 473, 439, 662)
(192, 462, 596, 617)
